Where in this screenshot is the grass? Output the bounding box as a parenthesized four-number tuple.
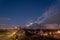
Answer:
(5, 34, 16, 40)
(0, 30, 8, 36)
(0, 30, 16, 40)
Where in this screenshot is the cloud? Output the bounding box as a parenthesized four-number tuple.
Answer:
(0, 17, 11, 20)
(36, 0, 60, 24)
(24, 0, 60, 29)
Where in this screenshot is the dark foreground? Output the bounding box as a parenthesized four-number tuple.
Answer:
(16, 29, 60, 40)
(16, 35, 60, 40)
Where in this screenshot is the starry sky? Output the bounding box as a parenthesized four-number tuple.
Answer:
(0, 0, 57, 25)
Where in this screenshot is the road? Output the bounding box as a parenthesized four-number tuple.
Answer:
(0, 31, 17, 40)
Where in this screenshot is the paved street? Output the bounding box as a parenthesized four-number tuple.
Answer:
(0, 31, 17, 40)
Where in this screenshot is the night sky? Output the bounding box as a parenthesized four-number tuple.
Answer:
(0, 0, 57, 25)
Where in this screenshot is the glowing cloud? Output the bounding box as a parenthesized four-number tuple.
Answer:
(26, 22, 33, 27)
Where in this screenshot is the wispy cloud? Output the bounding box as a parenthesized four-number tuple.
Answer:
(23, 0, 60, 28)
(0, 17, 11, 20)
(36, 0, 60, 24)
